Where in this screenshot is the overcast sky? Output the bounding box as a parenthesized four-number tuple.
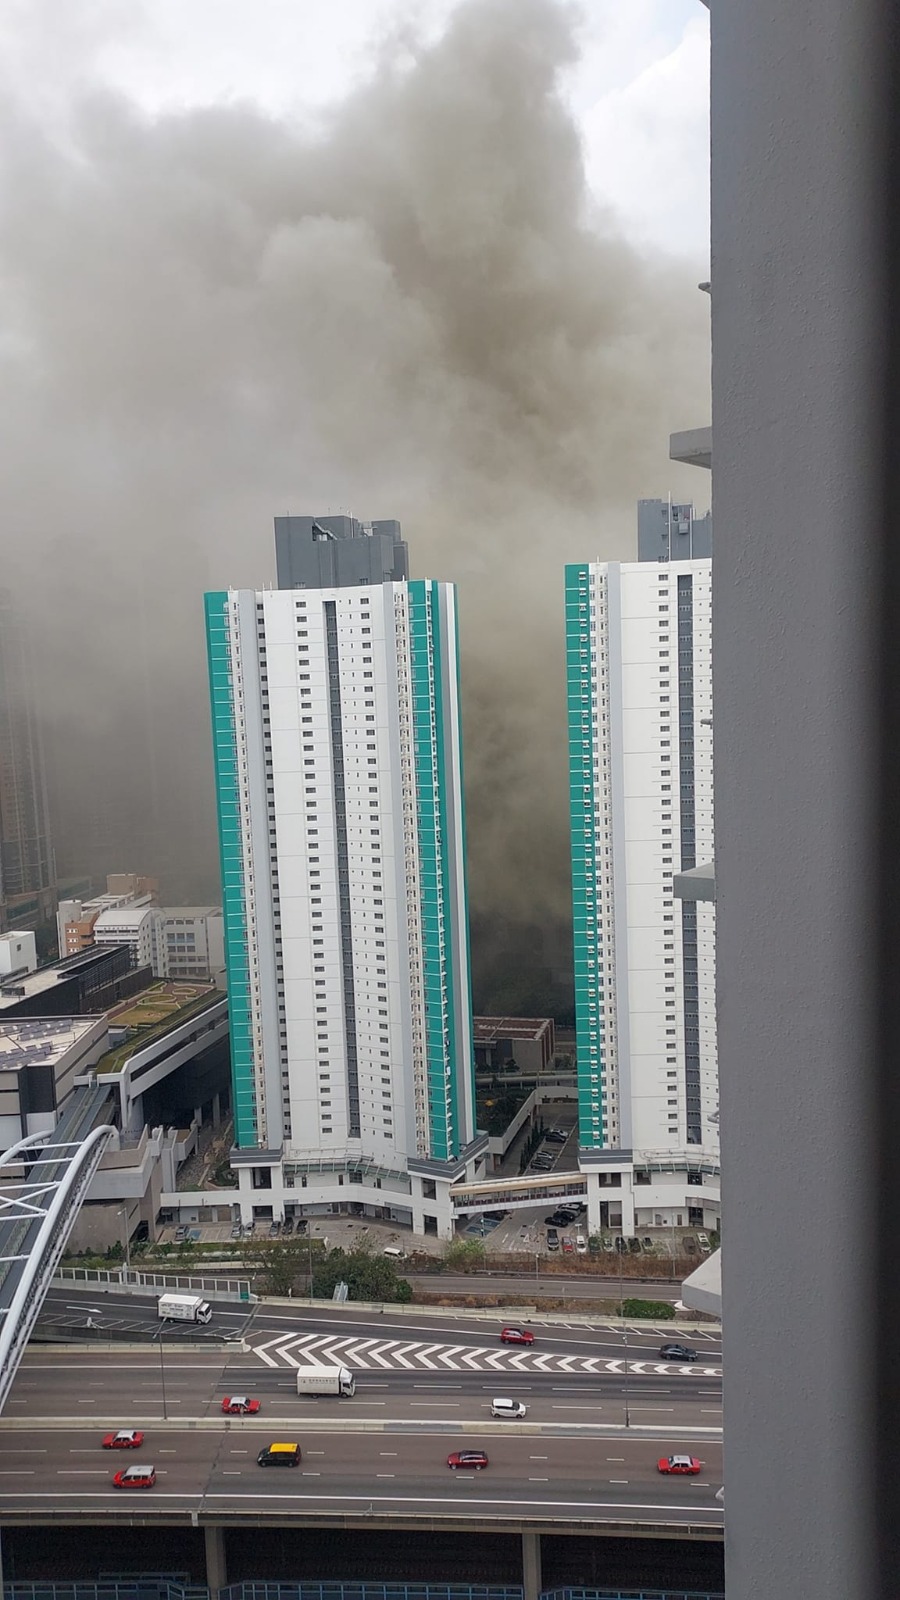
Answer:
(7, 0, 709, 261)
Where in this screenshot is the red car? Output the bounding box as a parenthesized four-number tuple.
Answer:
(113, 1464, 156, 1489)
(102, 1429, 144, 1449)
(447, 1450, 489, 1471)
(500, 1326, 534, 1345)
(657, 1454, 702, 1475)
(221, 1396, 261, 1415)
(562, 1238, 575, 1253)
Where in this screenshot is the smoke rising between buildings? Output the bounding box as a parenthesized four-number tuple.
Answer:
(0, 0, 709, 1006)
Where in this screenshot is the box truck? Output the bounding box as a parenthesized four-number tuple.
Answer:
(295, 1364, 356, 1397)
(157, 1292, 213, 1325)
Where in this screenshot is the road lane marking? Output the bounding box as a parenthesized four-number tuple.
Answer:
(0, 1470, 33, 1474)
(379, 1452, 398, 1457)
(529, 1455, 548, 1460)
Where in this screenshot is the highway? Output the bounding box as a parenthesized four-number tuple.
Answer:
(3, 1299, 722, 1530)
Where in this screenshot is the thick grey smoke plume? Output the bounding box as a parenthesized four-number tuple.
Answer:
(0, 0, 709, 999)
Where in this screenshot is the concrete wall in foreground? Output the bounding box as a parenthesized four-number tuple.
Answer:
(711, 2, 884, 1596)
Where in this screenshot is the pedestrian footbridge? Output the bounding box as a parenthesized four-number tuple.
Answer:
(0, 1084, 115, 1411)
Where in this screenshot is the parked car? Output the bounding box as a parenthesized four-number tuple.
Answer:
(230, 1222, 243, 1239)
(628, 1237, 642, 1254)
(575, 1235, 588, 1254)
(614, 1236, 627, 1253)
(562, 1238, 575, 1253)
(102, 1430, 144, 1450)
(659, 1343, 698, 1363)
(448, 1451, 489, 1470)
(174, 1226, 188, 1243)
(484, 1210, 508, 1222)
(269, 1220, 281, 1237)
(697, 1231, 711, 1252)
(281, 1217, 295, 1236)
(544, 1129, 568, 1144)
(500, 1326, 534, 1346)
(546, 1227, 559, 1249)
(657, 1454, 701, 1476)
(588, 1236, 601, 1255)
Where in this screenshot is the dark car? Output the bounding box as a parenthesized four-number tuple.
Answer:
(281, 1217, 295, 1236)
(484, 1210, 508, 1222)
(257, 1443, 301, 1467)
(614, 1236, 627, 1253)
(547, 1231, 560, 1251)
(448, 1451, 489, 1470)
(544, 1129, 568, 1144)
(628, 1236, 642, 1254)
(659, 1343, 698, 1362)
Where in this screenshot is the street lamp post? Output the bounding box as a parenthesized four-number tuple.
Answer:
(622, 1321, 631, 1429)
(156, 1322, 169, 1421)
(119, 1205, 131, 1280)
(618, 1244, 631, 1428)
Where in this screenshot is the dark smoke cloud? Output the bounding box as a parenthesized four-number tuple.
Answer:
(0, 0, 709, 1000)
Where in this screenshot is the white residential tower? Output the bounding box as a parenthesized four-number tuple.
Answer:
(205, 516, 482, 1238)
(568, 504, 719, 1234)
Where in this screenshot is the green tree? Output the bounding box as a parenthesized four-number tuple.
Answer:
(248, 1236, 324, 1296)
(442, 1237, 486, 1272)
(311, 1245, 411, 1303)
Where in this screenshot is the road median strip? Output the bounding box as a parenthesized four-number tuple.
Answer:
(0, 1416, 721, 1437)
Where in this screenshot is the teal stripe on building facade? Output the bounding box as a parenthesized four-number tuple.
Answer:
(204, 592, 258, 1148)
(408, 580, 458, 1161)
(565, 564, 604, 1148)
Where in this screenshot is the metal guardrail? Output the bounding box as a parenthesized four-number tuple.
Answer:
(7, 1586, 723, 1600)
(10, 1587, 208, 1600)
(220, 1589, 524, 1600)
(55, 1267, 253, 1300)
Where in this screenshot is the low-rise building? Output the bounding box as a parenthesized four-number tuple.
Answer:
(0, 930, 37, 978)
(158, 908, 225, 982)
(0, 1015, 108, 1147)
(473, 1017, 556, 1076)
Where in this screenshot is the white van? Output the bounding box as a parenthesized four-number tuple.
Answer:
(383, 1246, 405, 1260)
(491, 1397, 527, 1419)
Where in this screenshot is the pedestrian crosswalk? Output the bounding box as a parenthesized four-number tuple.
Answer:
(249, 1331, 722, 1378)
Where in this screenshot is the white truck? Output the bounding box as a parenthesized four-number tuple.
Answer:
(295, 1363, 356, 1398)
(157, 1292, 213, 1325)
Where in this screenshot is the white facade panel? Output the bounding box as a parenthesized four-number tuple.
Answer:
(570, 555, 718, 1180)
(207, 560, 475, 1238)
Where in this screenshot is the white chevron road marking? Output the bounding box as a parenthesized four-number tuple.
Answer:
(246, 1331, 721, 1379)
